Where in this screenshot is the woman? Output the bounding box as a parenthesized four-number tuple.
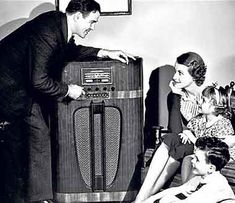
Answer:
(134, 52, 207, 203)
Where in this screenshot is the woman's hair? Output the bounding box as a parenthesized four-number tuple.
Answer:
(176, 52, 207, 86)
(195, 136, 230, 171)
(202, 85, 232, 119)
(66, 0, 101, 16)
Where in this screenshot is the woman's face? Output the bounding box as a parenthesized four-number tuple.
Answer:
(172, 62, 194, 89)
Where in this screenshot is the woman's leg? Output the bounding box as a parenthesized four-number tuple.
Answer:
(150, 156, 180, 193)
(135, 143, 170, 202)
(181, 155, 195, 183)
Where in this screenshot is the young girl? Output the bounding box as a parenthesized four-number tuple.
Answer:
(134, 85, 235, 203)
(181, 85, 235, 183)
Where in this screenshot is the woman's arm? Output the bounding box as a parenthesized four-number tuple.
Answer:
(167, 92, 183, 134)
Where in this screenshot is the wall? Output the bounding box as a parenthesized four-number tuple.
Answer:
(1, 0, 235, 126)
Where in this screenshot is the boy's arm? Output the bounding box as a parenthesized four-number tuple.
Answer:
(144, 176, 202, 203)
(143, 185, 186, 203)
(158, 189, 213, 203)
(168, 185, 235, 203)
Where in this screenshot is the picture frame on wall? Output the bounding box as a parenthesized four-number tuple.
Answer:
(55, 0, 132, 16)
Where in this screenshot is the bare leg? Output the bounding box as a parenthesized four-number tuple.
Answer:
(135, 143, 170, 202)
(151, 156, 180, 193)
(181, 155, 195, 183)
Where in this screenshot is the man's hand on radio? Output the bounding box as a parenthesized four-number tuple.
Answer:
(97, 49, 136, 64)
(67, 84, 85, 100)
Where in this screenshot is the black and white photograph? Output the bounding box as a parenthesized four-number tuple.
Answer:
(0, 0, 235, 203)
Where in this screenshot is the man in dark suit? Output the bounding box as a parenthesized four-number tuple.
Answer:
(0, 0, 134, 202)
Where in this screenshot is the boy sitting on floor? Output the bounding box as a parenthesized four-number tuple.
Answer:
(143, 136, 235, 203)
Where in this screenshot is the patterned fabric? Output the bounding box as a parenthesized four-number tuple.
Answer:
(187, 114, 234, 138)
(180, 94, 200, 122)
(187, 114, 235, 160)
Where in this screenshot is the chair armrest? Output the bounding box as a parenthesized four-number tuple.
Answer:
(152, 125, 170, 148)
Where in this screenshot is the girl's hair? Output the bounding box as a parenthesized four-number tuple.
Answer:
(176, 52, 207, 86)
(202, 85, 232, 119)
(66, 0, 101, 16)
(195, 136, 230, 171)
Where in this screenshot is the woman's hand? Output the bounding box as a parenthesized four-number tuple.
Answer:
(180, 130, 196, 144)
(169, 80, 183, 95)
(180, 130, 197, 144)
(179, 132, 192, 144)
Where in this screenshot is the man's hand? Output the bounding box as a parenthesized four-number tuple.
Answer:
(97, 49, 136, 64)
(67, 84, 85, 100)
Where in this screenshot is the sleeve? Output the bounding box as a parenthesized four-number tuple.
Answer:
(65, 37, 100, 61)
(180, 184, 234, 203)
(29, 31, 68, 99)
(186, 115, 200, 133)
(213, 119, 234, 137)
(167, 92, 183, 134)
(180, 189, 216, 203)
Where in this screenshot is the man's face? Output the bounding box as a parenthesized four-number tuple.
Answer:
(74, 10, 100, 38)
(191, 149, 212, 176)
(172, 62, 194, 90)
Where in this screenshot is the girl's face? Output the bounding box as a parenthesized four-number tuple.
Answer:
(199, 95, 215, 115)
(172, 63, 195, 90)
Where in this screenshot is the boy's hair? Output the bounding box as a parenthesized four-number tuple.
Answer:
(176, 52, 207, 86)
(195, 136, 230, 171)
(66, 0, 101, 16)
(202, 85, 231, 119)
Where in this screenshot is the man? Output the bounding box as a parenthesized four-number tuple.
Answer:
(0, 0, 135, 202)
(142, 136, 235, 203)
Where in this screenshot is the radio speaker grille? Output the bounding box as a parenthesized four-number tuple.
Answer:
(74, 106, 121, 189)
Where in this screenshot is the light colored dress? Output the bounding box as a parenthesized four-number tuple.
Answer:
(180, 93, 200, 122)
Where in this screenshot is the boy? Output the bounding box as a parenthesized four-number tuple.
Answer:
(143, 136, 235, 203)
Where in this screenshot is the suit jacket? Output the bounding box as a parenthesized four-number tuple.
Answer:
(0, 11, 100, 121)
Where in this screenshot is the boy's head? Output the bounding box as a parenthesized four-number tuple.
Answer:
(191, 137, 230, 176)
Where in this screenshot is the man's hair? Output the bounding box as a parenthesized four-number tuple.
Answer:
(176, 52, 207, 86)
(195, 136, 230, 171)
(66, 0, 101, 16)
